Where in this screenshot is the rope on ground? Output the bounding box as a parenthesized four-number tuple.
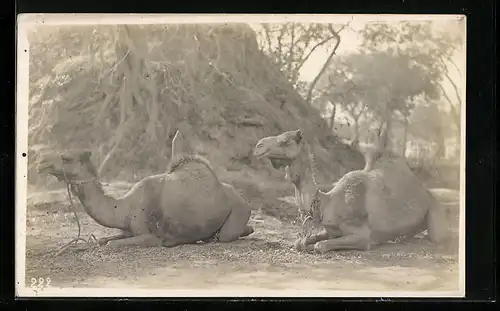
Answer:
(54, 156, 98, 257)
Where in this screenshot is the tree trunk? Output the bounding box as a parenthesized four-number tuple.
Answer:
(329, 103, 337, 131)
(402, 116, 408, 158)
(434, 126, 445, 159)
(351, 119, 360, 148)
(437, 83, 460, 133)
(377, 120, 384, 138)
(384, 116, 393, 152)
(377, 113, 393, 153)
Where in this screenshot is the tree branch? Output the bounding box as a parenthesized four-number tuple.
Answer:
(296, 35, 336, 73)
(98, 78, 129, 177)
(444, 70, 462, 104)
(276, 24, 287, 67)
(354, 102, 367, 121)
(437, 83, 461, 131)
(305, 23, 349, 105)
(444, 54, 463, 77)
(287, 24, 297, 81)
(262, 24, 273, 53)
(296, 24, 314, 65)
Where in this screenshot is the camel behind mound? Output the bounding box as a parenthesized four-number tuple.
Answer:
(252, 129, 450, 254)
(37, 130, 253, 248)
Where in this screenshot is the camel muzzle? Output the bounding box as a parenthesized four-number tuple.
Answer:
(252, 149, 269, 159)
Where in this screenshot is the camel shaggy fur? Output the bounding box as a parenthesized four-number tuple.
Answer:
(252, 129, 449, 254)
(37, 130, 254, 248)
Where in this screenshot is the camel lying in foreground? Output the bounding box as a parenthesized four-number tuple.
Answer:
(252, 129, 450, 254)
(37, 130, 254, 248)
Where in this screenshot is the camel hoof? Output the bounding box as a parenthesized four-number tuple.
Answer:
(293, 238, 302, 250)
(314, 241, 328, 254)
(294, 238, 308, 251)
(241, 226, 254, 238)
(103, 240, 123, 249)
(97, 238, 109, 247)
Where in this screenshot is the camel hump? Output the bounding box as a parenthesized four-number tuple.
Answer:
(171, 129, 194, 158)
(167, 129, 224, 185)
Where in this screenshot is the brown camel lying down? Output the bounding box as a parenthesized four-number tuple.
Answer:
(252, 129, 450, 254)
(37, 130, 254, 248)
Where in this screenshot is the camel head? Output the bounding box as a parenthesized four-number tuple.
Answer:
(253, 129, 303, 168)
(37, 150, 97, 183)
(252, 129, 307, 182)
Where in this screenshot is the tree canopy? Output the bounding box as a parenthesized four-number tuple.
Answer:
(315, 19, 463, 156)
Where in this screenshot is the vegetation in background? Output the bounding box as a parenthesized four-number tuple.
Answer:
(28, 20, 463, 197)
(311, 20, 463, 186)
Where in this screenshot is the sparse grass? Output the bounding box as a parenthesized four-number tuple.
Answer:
(23, 179, 460, 291)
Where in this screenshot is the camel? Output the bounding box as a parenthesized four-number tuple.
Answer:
(252, 129, 449, 254)
(37, 130, 254, 248)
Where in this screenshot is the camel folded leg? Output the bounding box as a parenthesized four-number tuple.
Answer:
(217, 207, 253, 242)
(426, 203, 451, 244)
(239, 225, 254, 238)
(104, 233, 163, 248)
(313, 233, 371, 254)
(97, 231, 133, 246)
(198, 225, 253, 244)
(294, 227, 343, 252)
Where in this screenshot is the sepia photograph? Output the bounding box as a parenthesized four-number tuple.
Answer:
(16, 14, 465, 297)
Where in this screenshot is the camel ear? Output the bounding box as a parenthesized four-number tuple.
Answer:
(171, 129, 193, 158)
(294, 129, 303, 144)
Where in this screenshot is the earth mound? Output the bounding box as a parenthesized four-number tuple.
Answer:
(27, 23, 364, 219)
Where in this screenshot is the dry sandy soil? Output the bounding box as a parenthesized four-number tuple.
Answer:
(21, 183, 461, 296)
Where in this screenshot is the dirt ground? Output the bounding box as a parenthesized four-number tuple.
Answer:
(21, 184, 461, 295)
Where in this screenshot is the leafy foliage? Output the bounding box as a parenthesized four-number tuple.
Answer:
(315, 19, 463, 157)
(359, 20, 464, 130)
(317, 50, 439, 145)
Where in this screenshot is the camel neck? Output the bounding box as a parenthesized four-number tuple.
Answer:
(292, 146, 319, 212)
(70, 181, 127, 230)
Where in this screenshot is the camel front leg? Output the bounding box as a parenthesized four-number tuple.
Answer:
(104, 233, 163, 248)
(97, 230, 133, 246)
(313, 233, 372, 254)
(294, 226, 343, 252)
(217, 207, 253, 243)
